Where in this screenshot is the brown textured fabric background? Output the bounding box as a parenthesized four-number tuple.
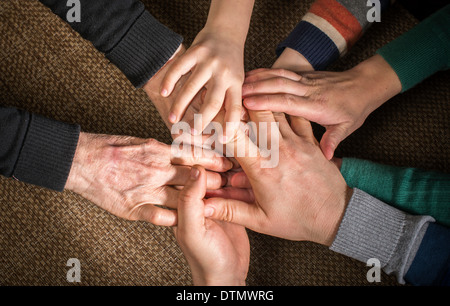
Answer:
(0, 0, 448, 286)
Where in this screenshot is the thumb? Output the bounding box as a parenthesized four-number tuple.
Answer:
(177, 165, 207, 232)
(320, 125, 348, 160)
(204, 197, 264, 232)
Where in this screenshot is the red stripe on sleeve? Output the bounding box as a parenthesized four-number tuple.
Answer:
(309, 0, 363, 47)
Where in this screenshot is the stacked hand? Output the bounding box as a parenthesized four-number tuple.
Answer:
(204, 111, 352, 245)
(242, 54, 402, 160)
(65, 132, 233, 226)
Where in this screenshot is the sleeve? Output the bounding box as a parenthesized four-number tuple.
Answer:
(330, 188, 440, 285)
(39, 0, 183, 88)
(0, 106, 80, 192)
(404, 222, 450, 286)
(340, 158, 450, 227)
(376, 4, 450, 92)
(276, 0, 392, 70)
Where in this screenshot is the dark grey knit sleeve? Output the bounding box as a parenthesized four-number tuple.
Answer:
(330, 188, 434, 284)
(0, 107, 80, 192)
(39, 0, 183, 88)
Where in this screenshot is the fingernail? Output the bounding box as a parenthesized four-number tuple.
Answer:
(161, 89, 168, 97)
(190, 167, 200, 180)
(204, 206, 214, 217)
(169, 113, 177, 123)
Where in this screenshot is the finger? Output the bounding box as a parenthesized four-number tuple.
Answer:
(225, 120, 261, 170)
(133, 204, 178, 227)
(160, 52, 198, 97)
(289, 116, 317, 143)
(171, 146, 233, 172)
(243, 94, 318, 120)
(230, 171, 252, 189)
(222, 86, 243, 143)
(248, 109, 278, 146)
(245, 68, 270, 77)
(242, 77, 308, 98)
(190, 81, 227, 134)
(165, 165, 223, 190)
(178, 166, 207, 232)
(206, 187, 255, 203)
(204, 197, 263, 230)
(320, 125, 349, 160)
(169, 68, 212, 123)
(273, 112, 295, 139)
(244, 68, 302, 84)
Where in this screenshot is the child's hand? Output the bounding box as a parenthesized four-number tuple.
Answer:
(160, 28, 245, 141)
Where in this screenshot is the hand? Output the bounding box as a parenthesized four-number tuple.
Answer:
(204, 111, 352, 246)
(242, 54, 402, 160)
(65, 132, 233, 226)
(143, 44, 204, 130)
(159, 28, 245, 140)
(174, 165, 250, 286)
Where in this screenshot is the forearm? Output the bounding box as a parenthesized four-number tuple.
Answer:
(339, 157, 450, 227)
(204, 0, 255, 47)
(0, 106, 80, 192)
(276, 0, 392, 70)
(39, 0, 183, 88)
(376, 4, 450, 92)
(330, 188, 435, 285)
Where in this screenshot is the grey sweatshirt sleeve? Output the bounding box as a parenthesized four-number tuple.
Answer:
(39, 0, 183, 88)
(330, 188, 434, 284)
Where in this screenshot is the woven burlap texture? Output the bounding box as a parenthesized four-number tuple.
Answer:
(0, 0, 448, 286)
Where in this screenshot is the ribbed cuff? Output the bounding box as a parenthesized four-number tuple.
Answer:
(106, 10, 183, 88)
(276, 21, 340, 70)
(12, 114, 81, 192)
(330, 188, 433, 284)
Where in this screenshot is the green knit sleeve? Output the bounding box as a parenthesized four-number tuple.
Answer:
(376, 4, 450, 92)
(340, 158, 450, 226)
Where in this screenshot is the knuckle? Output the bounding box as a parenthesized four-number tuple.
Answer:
(178, 191, 197, 205)
(275, 77, 288, 88)
(219, 201, 235, 222)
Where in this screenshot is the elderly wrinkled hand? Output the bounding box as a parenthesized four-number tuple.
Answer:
(65, 132, 233, 226)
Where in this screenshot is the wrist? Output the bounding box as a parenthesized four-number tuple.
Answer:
(350, 54, 402, 114)
(315, 186, 353, 247)
(272, 48, 314, 72)
(65, 132, 89, 192)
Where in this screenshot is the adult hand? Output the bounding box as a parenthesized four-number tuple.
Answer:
(65, 132, 233, 226)
(174, 165, 250, 286)
(204, 110, 353, 246)
(242, 54, 402, 160)
(159, 28, 245, 140)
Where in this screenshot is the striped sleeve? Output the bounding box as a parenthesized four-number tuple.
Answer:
(277, 0, 392, 70)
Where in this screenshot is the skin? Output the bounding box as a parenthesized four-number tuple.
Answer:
(204, 110, 353, 246)
(242, 53, 402, 160)
(158, 0, 255, 141)
(65, 133, 233, 226)
(174, 165, 250, 286)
